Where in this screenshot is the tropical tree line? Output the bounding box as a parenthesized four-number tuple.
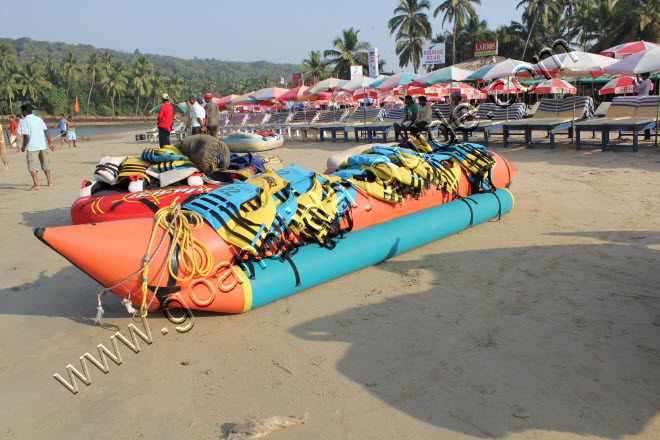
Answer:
(0, 42, 286, 116)
(299, 0, 660, 79)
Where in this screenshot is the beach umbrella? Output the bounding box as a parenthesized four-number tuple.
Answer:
(250, 87, 289, 102)
(414, 66, 474, 86)
(306, 78, 346, 94)
(600, 41, 660, 60)
(603, 46, 660, 145)
(482, 80, 528, 95)
(598, 76, 642, 95)
(531, 78, 577, 94)
(339, 76, 387, 92)
(468, 59, 533, 80)
(231, 93, 259, 106)
(531, 51, 618, 78)
(279, 86, 309, 102)
(443, 82, 485, 99)
(149, 103, 187, 114)
(216, 94, 238, 110)
(375, 72, 419, 90)
(353, 89, 379, 100)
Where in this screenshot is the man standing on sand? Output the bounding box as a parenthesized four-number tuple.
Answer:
(9, 115, 19, 153)
(185, 94, 205, 135)
(18, 104, 55, 190)
(203, 93, 219, 137)
(58, 114, 68, 148)
(158, 93, 174, 147)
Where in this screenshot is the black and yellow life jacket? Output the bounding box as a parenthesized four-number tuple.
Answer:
(116, 156, 151, 183)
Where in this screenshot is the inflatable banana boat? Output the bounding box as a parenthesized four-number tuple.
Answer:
(224, 132, 284, 152)
(37, 142, 517, 316)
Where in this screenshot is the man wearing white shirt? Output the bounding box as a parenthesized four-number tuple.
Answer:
(185, 95, 206, 135)
(18, 104, 54, 191)
(634, 73, 653, 97)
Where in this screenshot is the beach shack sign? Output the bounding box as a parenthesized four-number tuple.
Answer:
(422, 43, 445, 65)
(475, 41, 498, 57)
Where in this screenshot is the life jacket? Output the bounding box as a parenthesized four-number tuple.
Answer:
(116, 156, 151, 184)
(185, 181, 275, 257)
(443, 143, 496, 191)
(94, 156, 127, 185)
(150, 160, 197, 173)
(141, 145, 189, 163)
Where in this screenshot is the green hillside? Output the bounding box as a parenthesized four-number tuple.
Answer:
(0, 37, 300, 116)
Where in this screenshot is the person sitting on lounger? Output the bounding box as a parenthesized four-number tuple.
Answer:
(393, 95, 418, 141)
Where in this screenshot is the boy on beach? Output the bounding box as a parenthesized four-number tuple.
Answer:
(18, 104, 55, 190)
(58, 114, 68, 148)
(9, 115, 18, 153)
(66, 116, 77, 148)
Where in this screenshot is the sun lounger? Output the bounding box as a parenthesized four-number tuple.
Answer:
(317, 106, 385, 142)
(575, 96, 658, 152)
(145, 126, 159, 142)
(352, 107, 405, 143)
(293, 109, 350, 141)
(219, 113, 248, 138)
(500, 96, 594, 149)
(525, 102, 541, 118)
(455, 102, 528, 146)
(283, 110, 321, 140)
(241, 113, 271, 132)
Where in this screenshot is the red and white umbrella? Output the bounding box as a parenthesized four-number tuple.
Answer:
(531, 78, 576, 94)
(598, 76, 651, 95)
(444, 82, 487, 100)
(353, 89, 378, 101)
(531, 51, 618, 78)
(600, 41, 660, 60)
(482, 80, 528, 95)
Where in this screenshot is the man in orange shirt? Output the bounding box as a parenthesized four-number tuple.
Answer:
(157, 93, 174, 147)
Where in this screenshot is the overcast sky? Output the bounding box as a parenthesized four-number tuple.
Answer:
(2, 0, 522, 71)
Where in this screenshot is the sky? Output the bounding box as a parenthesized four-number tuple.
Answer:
(2, 0, 523, 72)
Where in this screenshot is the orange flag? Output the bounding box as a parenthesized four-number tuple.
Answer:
(74, 97, 80, 114)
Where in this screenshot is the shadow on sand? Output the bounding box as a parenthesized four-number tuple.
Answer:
(290, 231, 660, 438)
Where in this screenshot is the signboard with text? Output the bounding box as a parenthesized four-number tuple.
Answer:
(368, 47, 379, 78)
(350, 65, 363, 80)
(293, 73, 303, 88)
(475, 41, 498, 57)
(422, 43, 446, 65)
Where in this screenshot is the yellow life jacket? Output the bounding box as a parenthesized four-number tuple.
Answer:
(116, 156, 151, 183)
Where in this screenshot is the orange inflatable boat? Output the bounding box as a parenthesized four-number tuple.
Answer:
(38, 144, 518, 317)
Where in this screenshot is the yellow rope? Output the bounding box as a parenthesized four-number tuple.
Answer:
(139, 202, 213, 316)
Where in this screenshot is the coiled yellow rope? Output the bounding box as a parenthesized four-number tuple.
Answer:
(139, 202, 213, 316)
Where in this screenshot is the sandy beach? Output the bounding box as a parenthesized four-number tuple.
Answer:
(0, 130, 659, 439)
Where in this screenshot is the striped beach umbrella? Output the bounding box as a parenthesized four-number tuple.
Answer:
(444, 82, 486, 100)
(598, 76, 638, 95)
(531, 78, 576, 94)
(250, 87, 289, 102)
(339, 76, 386, 92)
(468, 59, 533, 80)
(600, 41, 660, 60)
(532, 51, 618, 77)
(482, 80, 528, 95)
(374, 72, 419, 90)
(306, 78, 346, 94)
(603, 46, 660, 75)
(413, 66, 474, 86)
(279, 86, 309, 102)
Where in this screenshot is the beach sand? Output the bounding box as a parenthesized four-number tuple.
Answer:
(0, 130, 659, 439)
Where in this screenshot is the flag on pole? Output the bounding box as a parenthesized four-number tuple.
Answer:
(74, 97, 80, 113)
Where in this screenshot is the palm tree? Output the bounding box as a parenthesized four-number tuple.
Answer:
(85, 53, 104, 115)
(395, 31, 428, 73)
(15, 62, 52, 103)
(203, 75, 217, 95)
(168, 74, 185, 101)
(299, 51, 329, 84)
(101, 67, 127, 116)
(434, 0, 481, 65)
(60, 52, 79, 111)
(389, 0, 433, 73)
(516, 0, 562, 60)
(132, 56, 152, 115)
(323, 28, 371, 79)
(0, 71, 17, 113)
(0, 43, 17, 72)
(150, 70, 167, 108)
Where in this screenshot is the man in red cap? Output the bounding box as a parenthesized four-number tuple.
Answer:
(157, 93, 174, 147)
(203, 93, 219, 137)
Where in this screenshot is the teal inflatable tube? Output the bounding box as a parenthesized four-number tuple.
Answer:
(247, 188, 514, 309)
